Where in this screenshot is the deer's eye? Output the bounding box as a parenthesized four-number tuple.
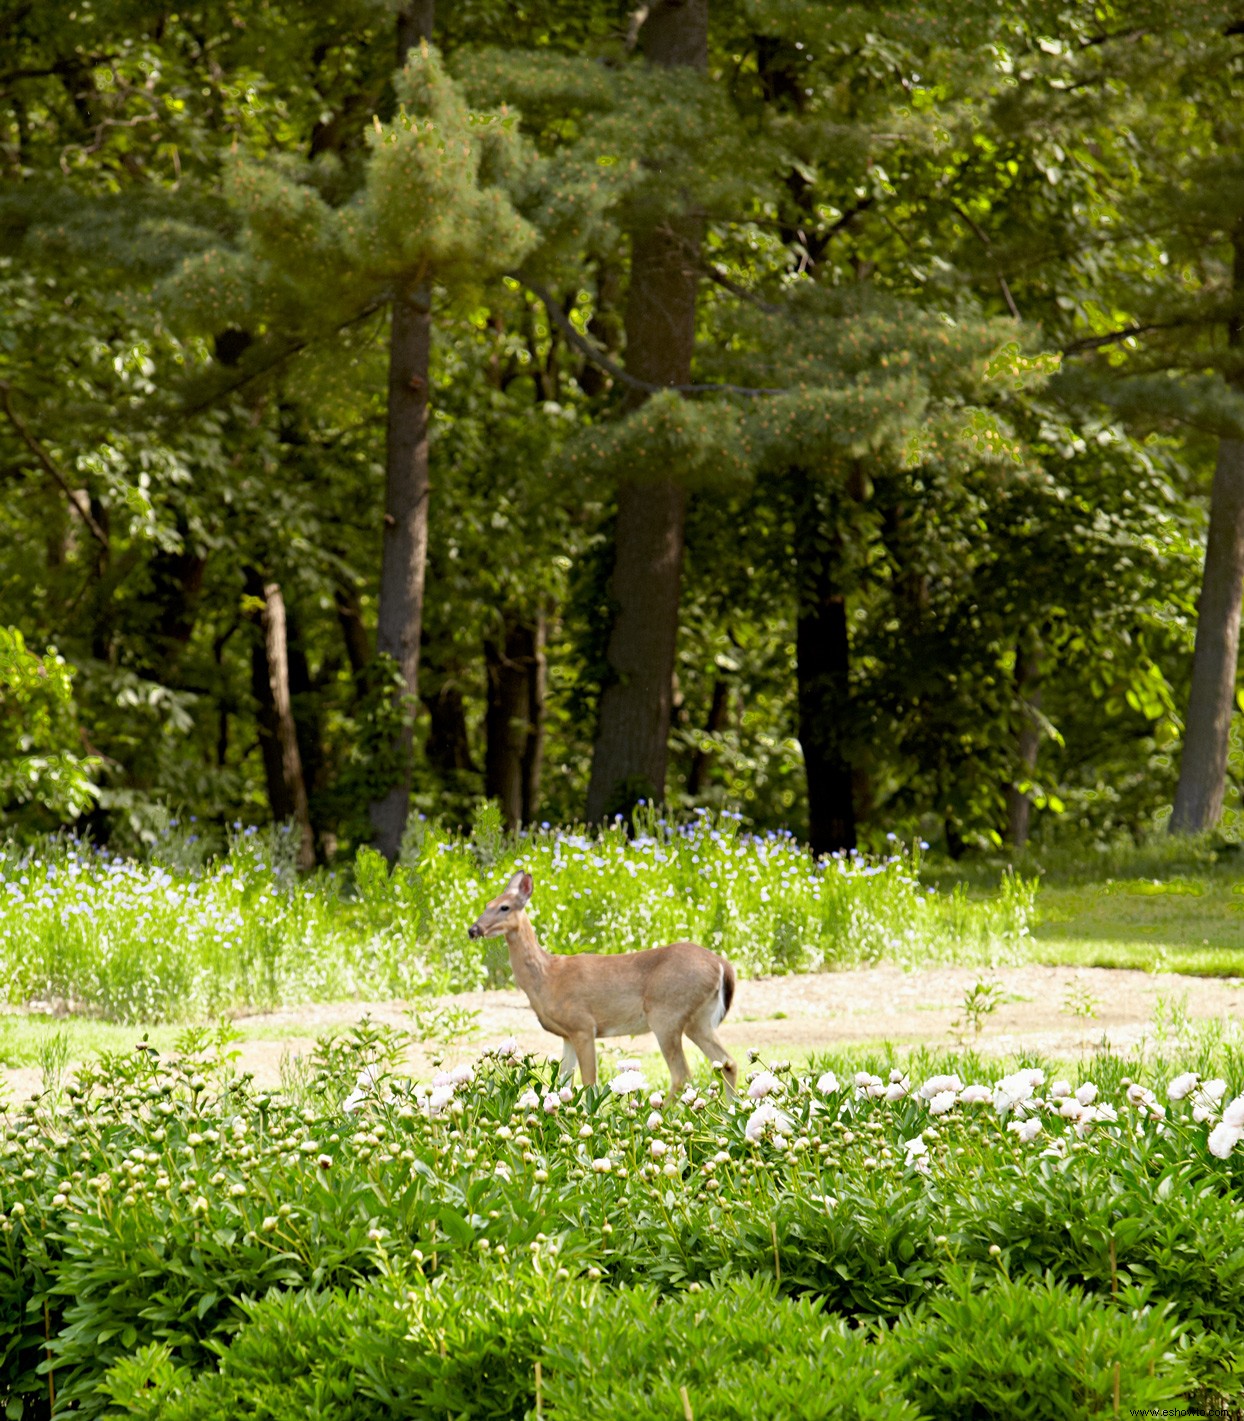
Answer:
(499, 905, 510, 913)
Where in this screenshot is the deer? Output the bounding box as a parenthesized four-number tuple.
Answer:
(467, 870, 738, 1096)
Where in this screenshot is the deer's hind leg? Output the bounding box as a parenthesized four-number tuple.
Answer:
(648, 1008, 693, 1096)
(682, 1023, 739, 1097)
(558, 1038, 578, 1083)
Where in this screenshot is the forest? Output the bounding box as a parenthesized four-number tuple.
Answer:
(2, 0, 1242, 864)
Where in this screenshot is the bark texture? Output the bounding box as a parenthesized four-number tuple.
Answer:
(795, 513, 856, 857)
(247, 573, 315, 871)
(1005, 638, 1043, 849)
(485, 611, 547, 827)
(1170, 435, 1244, 831)
(584, 0, 707, 823)
(368, 1, 435, 864)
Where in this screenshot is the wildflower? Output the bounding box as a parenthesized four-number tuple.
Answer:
(427, 1086, 454, 1116)
(650, 1140, 668, 1158)
(1223, 1095, 1244, 1131)
(1049, 1080, 1071, 1099)
(747, 1070, 781, 1100)
(959, 1084, 992, 1105)
(448, 1064, 475, 1085)
(592, 1157, 612, 1174)
(1059, 1098, 1085, 1122)
(543, 1093, 561, 1115)
(516, 1089, 541, 1111)
(559, 1085, 573, 1104)
(1074, 1082, 1098, 1106)
(496, 1037, 520, 1059)
(646, 1111, 663, 1130)
(1167, 1072, 1199, 1102)
(815, 1071, 840, 1094)
(928, 1090, 957, 1116)
(610, 1070, 648, 1097)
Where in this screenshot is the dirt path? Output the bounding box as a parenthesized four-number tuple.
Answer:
(5, 964, 1242, 1101)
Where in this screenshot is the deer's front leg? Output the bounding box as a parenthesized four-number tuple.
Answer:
(568, 1030, 597, 1087)
(558, 1038, 578, 1083)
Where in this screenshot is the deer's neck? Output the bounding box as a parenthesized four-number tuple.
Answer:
(504, 914, 552, 1001)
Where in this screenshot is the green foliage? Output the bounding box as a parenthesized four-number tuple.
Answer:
(0, 628, 97, 827)
(1, 1027, 1237, 1416)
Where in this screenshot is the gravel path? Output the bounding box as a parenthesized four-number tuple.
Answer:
(6, 964, 1242, 1101)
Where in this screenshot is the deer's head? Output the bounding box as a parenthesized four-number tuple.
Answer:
(467, 871, 533, 938)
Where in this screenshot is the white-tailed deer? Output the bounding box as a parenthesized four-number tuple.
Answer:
(467, 870, 738, 1095)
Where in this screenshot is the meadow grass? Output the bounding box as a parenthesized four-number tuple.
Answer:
(0, 808, 1035, 1023)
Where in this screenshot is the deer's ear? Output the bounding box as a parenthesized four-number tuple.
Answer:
(516, 871, 533, 904)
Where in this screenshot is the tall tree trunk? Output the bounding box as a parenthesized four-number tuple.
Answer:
(1005, 637, 1043, 849)
(485, 612, 546, 828)
(522, 609, 546, 825)
(795, 483, 855, 856)
(367, 4, 435, 864)
(334, 581, 370, 696)
(1172, 230, 1244, 833)
(1170, 437, 1244, 831)
(585, 0, 708, 823)
(246, 572, 315, 871)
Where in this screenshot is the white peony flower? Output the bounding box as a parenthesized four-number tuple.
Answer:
(919, 1074, 962, 1100)
(959, 1084, 993, 1105)
(646, 1110, 663, 1130)
(1074, 1082, 1098, 1106)
(1208, 1123, 1243, 1160)
(885, 1082, 909, 1103)
(610, 1070, 648, 1097)
(1008, 1117, 1042, 1144)
(928, 1090, 957, 1116)
(748, 1070, 781, 1100)
(745, 1102, 793, 1142)
(516, 1089, 540, 1111)
(816, 1071, 840, 1095)
(1223, 1095, 1244, 1131)
(543, 1093, 561, 1115)
(496, 1037, 520, 1058)
(1059, 1098, 1085, 1122)
(1049, 1080, 1071, 1099)
(1167, 1072, 1199, 1102)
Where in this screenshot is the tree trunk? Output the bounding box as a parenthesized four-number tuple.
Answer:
(1170, 436, 1244, 832)
(485, 612, 546, 828)
(1005, 637, 1043, 849)
(687, 677, 730, 797)
(422, 671, 476, 776)
(795, 485, 855, 856)
(246, 572, 315, 871)
(1172, 225, 1244, 834)
(584, 0, 708, 823)
(334, 581, 370, 696)
(368, 2, 435, 864)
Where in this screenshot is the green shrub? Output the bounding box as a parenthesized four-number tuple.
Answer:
(886, 1269, 1191, 1419)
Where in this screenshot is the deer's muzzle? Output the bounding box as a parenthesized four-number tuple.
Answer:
(467, 923, 483, 939)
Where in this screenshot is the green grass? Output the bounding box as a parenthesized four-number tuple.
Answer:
(1031, 877, 1244, 977)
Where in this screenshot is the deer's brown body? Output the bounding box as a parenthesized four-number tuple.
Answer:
(468, 871, 738, 1094)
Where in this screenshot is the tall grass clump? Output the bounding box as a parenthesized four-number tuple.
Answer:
(0, 808, 1035, 1022)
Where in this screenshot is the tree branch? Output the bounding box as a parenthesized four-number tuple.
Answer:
(0, 379, 109, 546)
(951, 202, 1021, 320)
(1061, 320, 1197, 355)
(514, 275, 784, 398)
